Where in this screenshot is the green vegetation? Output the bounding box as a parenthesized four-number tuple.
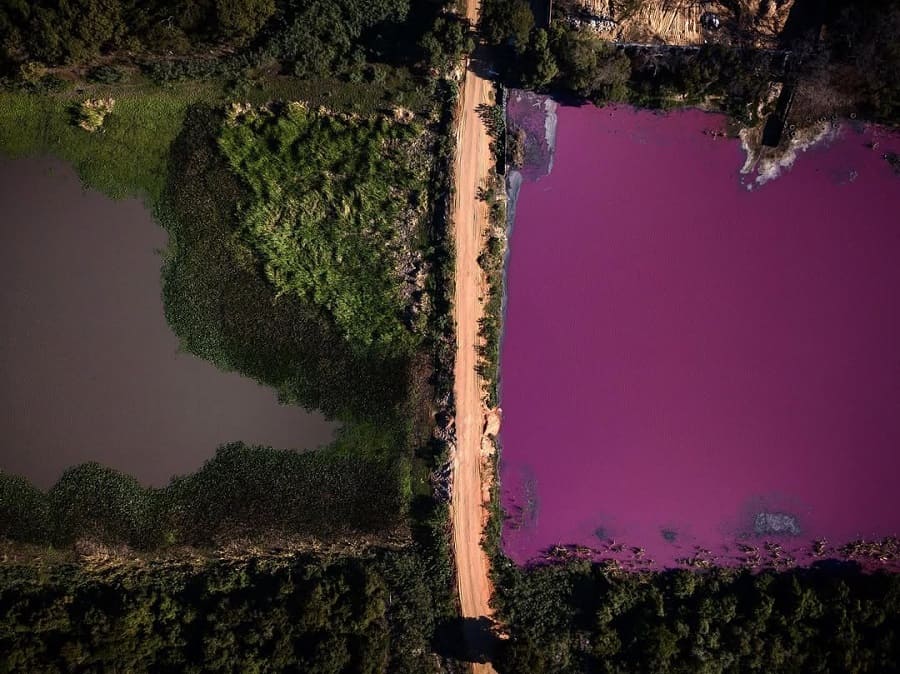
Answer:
(0, 0, 378, 67)
(495, 561, 900, 673)
(217, 103, 429, 354)
(480, 7, 771, 120)
(420, 15, 476, 75)
(0, 1, 467, 670)
(0, 550, 452, 673)
(474, 90, 508, 410)
(0, 444, 405, 550)
(160, 103, 420, 425)
(0, 0, 467, 85)
(550, 27, 631, 102)
(479, 0, 900, 126)
(0, 86, 206, 201)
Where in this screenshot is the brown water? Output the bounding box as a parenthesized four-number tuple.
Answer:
(0, 157, 336, 488)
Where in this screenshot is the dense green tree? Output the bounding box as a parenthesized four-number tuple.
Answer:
(420, 15, 474, 73)
(0, 552, 451, 673)
(0, 0, 419, 75)
(214, 0, 275, 41)
(521, 28, 558, 90)
(495, 562, 900, 673)
(480, 0, 534, 53)
(551, 26, 630, 102)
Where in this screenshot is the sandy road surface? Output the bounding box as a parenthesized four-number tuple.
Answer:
(450, 1, 498, 672)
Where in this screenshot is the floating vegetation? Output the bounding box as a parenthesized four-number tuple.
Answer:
(838, 536, 900, 564)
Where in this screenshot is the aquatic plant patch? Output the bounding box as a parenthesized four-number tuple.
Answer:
(218, 102, 432, 355)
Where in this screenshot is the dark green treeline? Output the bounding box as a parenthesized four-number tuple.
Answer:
(495, 560, 900, 673)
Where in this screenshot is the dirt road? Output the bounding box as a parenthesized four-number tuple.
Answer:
(450, 1, 498, 672)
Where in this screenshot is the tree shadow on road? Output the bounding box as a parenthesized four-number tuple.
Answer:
(434, 616, 500, 664)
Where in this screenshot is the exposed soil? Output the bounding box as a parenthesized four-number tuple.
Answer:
(562, 0, 796, 47)
(450, 0, 499, 670)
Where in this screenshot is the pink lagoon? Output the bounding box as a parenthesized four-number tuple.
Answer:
(500, 99, 900, 570)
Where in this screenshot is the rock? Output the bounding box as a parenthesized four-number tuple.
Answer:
(484, 407, 502, 437)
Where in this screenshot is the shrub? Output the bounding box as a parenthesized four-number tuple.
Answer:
(217, 102, 429, 355)
(75, 97, 115, 132)
(47, 462, 156, 548)
(0, 472, 50, 542)
(86, 64, 123, 84)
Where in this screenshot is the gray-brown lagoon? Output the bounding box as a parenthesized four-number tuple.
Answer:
(0, 157, 335, 488)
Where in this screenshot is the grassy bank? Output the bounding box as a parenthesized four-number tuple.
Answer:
(0, 443, 408, 550)
(0, 84, 214, 201)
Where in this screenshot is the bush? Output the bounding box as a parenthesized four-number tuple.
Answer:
(0, 473, 50, 543)
(217, 102, 429, 355)
(1, 443, 407, 550)
(166, 443, 407, 544)
(86, 64, 123, 84)
(47, 462, 156, 548)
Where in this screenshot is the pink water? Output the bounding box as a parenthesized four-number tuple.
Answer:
(500, 104, 900, 570)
